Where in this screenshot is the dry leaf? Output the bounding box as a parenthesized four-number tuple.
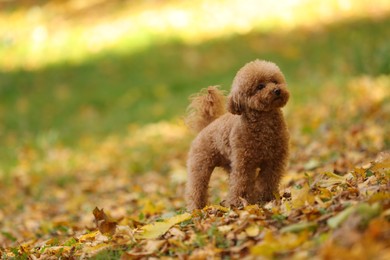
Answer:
(84, 242, 112, 254)
(245, 224, 260, 237)
(291, 183, 314, 208)
(136, 213, 191, 239)
(280, 222, 317, 233)
(93, 207, 118, 235)
(327, 206, 355, 229)
(78, 231, 99, 242)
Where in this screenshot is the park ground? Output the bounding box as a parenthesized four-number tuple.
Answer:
(0, 0, 389, 259)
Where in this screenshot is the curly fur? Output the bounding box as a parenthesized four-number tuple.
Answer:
(185, 60, 290, 211)
(185, 86, 226, 133)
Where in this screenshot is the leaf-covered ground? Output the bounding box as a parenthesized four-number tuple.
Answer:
(1, 76, 389, 259)
(1, 1, 390, 259)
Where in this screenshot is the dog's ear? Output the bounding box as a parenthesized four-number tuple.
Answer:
(227, 94, 242, 115)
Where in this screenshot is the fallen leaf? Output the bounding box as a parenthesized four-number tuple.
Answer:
(291, 183, 314, 208)
(368, 192, 390, 203)
(84, 242, 111, 254)
(318, 172, 347, 187)
(280, 222, 317, 233)
(93, 207, 118, 235)
(355, 202, 381, 223)
(327, 206, 355, 229)
(136, 212, 191, 239)
(317, 187, 332, 201)
(78, 231, 99, 242)
(304, 159, 321, 170)
(144, 239, 166, 253)
(245, 224, 260, 237)
(122, 240, 167, 258)
(204, 204, 229, 212)
(243, 204, 263, 215)
(371, 158, 390, 171)
(250, 230, 310, 257)
(218, 225, 233, 234)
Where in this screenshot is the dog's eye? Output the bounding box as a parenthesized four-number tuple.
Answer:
(257, 83, 266, 90)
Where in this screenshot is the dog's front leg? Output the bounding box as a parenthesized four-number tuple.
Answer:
(224, 159, 257, 208)
(255, 161, 285, 203)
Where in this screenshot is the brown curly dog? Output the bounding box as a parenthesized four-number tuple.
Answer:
(185, 60, 290, 211)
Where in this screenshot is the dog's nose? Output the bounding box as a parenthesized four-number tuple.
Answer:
(273, 88, 281, 96)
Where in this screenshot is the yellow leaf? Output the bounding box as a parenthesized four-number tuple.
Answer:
(250, 243, 278, 258)
(280, 197, 293, 215)
(204, 204, 229, 212)
(245, 224, 260, 237)
(218, 225, 233, 234)
(353, 167, 366, 178)
(78, 231, 99, 242)
(84, 243, 111, 254)
(136, 213, 191, 239)
(250, 231, 309, 257)
(44, 246, 72, 255)
(371, 160, 390, 171)
(244, 204, 263, 215)
(291, 184, 314, 208)
(322, 171, 346, 180)
(317, 187, 332, 201)
(368, 192, 390, 203)
(141, 199, 165, 215)
(318, 172, 347, 187)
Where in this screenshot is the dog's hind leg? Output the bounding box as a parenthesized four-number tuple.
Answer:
(185, 153, 215, 211)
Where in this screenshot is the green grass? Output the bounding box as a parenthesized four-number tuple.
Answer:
(0, 13, 390, 171)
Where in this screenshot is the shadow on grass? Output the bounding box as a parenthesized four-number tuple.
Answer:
(0, 15, 389, 147)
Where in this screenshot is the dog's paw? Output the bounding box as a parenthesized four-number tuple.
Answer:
(220, 197, 249, 208)
(256, 191, 279, 204)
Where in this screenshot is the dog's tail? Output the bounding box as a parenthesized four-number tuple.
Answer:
(185, 86, 226, 133)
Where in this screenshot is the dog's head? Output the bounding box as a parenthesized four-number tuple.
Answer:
(228, 60, 289, 114)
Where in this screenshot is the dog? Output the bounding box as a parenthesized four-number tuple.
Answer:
(185, 59, 290, 211)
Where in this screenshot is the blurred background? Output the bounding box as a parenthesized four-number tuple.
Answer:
(0, 1, 389, 249)
(0, 0, 389, 174)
